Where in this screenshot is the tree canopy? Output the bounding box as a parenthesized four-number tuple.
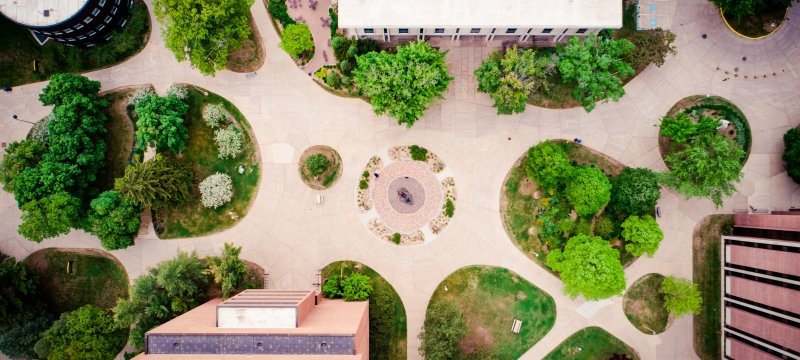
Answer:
(113, 251, 210, 350)
(35, 305, 127, 360)
(0, 254, 42, 330)
(134, 95, 190, 154)
(154, 0, 255, 75)
(18, 192, 82, 243)
(280, 23, 314, 59)
(205, 243, 248, 298)
(547, 235, 626, 300)
(711, 0, 793, 23)
(783, 127, 800, 184)
(0, 140, 46, 193)
(115, 155, 194, 209)
(474, 47, 556, 115)
(565, 166, 612, 217)
(0, 312, 54, 359)
(557, 34, 635, 112)
(418, 301, 468, 359)
(305, 153, 331, 177)
(623, 29, 676, 70)
(87, 190, 142, 250)
(354, 41, 453, 127)
(611, 167, 661, 215)
(39, 73, 102, 106)
(525, 141, 573, 191)
(621, 215, 664, 257)
(660, 276, 702, 317)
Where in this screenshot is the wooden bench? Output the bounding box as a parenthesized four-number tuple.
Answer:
(314, 194, 324, 205)
(511, 319, 522, 333)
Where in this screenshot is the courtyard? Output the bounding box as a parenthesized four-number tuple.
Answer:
(0, 0, 799, 358)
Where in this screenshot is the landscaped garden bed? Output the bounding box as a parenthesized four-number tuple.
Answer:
(716, 0, 790, 38)
(420, 266, 556, 358)
(298, 145, 342, 190)
(322, 261, 407, 360)
(623, 273, 670, 334)
(692, 214, 732, 360)
(227, 15, 266, 73)
(543, 327, 639, 360)
(0, 0, 150, 87)
(93, 87, 141, 190)
(23, 248, 129, 314)
(153, 85, 260, 239)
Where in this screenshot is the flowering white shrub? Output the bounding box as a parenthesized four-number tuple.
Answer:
(203, 104, 228, 128)
(199, 173, 234, 208)
(166, 84, 189, 100)
(30, 114, 53, 143)
(128, 87, 157, 107)
(214, 127, 244, 159)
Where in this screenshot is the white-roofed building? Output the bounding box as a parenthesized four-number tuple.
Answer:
(337, 0, 622, 43)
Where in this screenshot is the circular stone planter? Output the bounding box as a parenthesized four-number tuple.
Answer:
(623, 273, 672, 335)
(719, 5, 789, 39)
(659, 95, 751, 167)
(355, 145, 457, 245)
(298, 145, 342, 190)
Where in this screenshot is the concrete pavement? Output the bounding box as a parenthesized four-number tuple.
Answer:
(0, 0, 799, 359)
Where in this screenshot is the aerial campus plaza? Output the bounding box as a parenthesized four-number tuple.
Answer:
(0, 0, 799, 359)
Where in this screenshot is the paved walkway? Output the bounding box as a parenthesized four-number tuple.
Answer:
(0, 0, 799, 359)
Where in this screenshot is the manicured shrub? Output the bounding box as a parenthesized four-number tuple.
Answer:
(341, 273, 372, 301)
(203, 104, 229, 128)
(783, 128, 800, 184)
(419, 301, 467, 359)
(280, 23, 314, 59)
(611, 167, 661, 215)
(565, 166, 612, 217)
(214, 127, 244, 159)
(165, 84, 188, 100)
(443, 199, 454, 218)
(661, 276, 702, 317)
(547, 235, 626, 300)
(325, 71, 342, 89)
(305, 154, 331, 177)
(526, 141, 572, 190)
(359, 179, 368, 189)
(322, 274, 343, 298)
(410, 145, 428, 161)
(87, 190, 142, 250)
(621, 215, 664, 257)
(199, 173, 234, 208)
(391, 233, 401, 244)
(127, 87, 157, 107)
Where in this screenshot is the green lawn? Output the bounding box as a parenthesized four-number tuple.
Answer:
(501, 140, 634, 272)
(0, 0, 150, 87)
(322, 261, 407, 360)
(693, 214, 732, 360)
(623, 273, 669, 334)
(153, 85, 261, 239)
(543, 327, 639, 360)
(23, 248, 129, 314)
(429, 266, 556, 358)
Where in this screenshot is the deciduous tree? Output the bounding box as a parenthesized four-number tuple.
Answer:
(611, 167, 661, 215)
(341, 273, 372, 301)
(783, 127, 800, 184)
(565, 166, 612, 217)
(660, 276, 702, 317)
(557, 34, 635, 112)
(525, 141, 573, 190)
(0, 254, 41, 330)
(87, 190, 142, 250)
(280, 23, 314, 59)
(0, 140, 46, 193)
(0, 312, 54, 359)
(475, 47, 556, 115)
(305, 154, 330, 177)
(154, 0, 255, 75)
(547, 235, 626, 300)
(418, 301, 467, 359)
(354, 41, 453, 127)
(35, 305, 126, 360)
(39, 73, 102, 106)
(18, 192, 82, 243)
(134, 95, 190, 154)
(621, 215, 664, 257)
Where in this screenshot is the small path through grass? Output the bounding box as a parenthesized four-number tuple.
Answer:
(623, 273, 670, 334)
(692, 214, 732, 360)
(428, 265, 556, 358)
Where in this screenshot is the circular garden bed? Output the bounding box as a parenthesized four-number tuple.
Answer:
(356, 145, 456, 245)
(623, 273, 671, 335)
(298, 145, 342, 190)
(422, 266, 556, 358)
(719, 1, 789, 39)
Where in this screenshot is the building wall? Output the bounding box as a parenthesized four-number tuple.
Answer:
(344, 26, 601, 42)
(2, 0, 134, 47)
(353, 302, 369, 359)
(296, 291, 316, 326)
(146, 334, 357, 355)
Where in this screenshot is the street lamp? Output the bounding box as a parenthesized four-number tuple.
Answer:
(8, 115, 35, 125)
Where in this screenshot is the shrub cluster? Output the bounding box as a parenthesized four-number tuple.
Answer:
(267, 0, 296, 27)
(322, 273, 373, 301)
(783, 128, 800, 184)
(214, 127, 244, 159)
(203, 104, 229, 129)
(199, 173, 234, 208)
(165, 84, 188, 100)
(410, 145, 428, 161)
(128, 87, 157, 107)
(305, 153, 331, 177)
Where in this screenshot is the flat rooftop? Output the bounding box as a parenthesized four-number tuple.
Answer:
(0, 0, 87, 27)
(147, 297, 368, 336)
(338, 0, 622, 29)
(218, 289, 312, 308)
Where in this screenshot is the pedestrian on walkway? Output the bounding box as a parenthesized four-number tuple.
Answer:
(12, 114, 17, 120)
(574, 137, 583, 145)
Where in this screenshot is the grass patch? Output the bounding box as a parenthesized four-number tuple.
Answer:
(0, 0, 150, 87)
(429, 266, 556, 358)
(322, 261, 407, 360)
(153, 85, 261, 238)
(227, 15, 265, 73)
(623, 273, 669, 334)
(692, 214, 732, 360)
(722, 0, 788, 38)
(93, 88, 136, 192)
(543, 326, 639, 360)
(23, 248, 129, 314)
(501, 140, 635, 272)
